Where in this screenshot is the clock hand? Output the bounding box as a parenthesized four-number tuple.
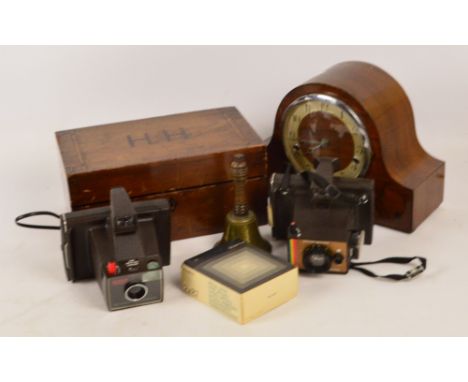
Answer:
(299, 138, 329, 152)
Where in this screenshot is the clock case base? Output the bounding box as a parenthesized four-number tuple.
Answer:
(268, 61, 444, 233)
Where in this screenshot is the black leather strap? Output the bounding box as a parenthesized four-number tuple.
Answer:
(350, 256, 427, 280)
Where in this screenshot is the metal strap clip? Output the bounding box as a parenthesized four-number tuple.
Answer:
(405, 264, 425, 279)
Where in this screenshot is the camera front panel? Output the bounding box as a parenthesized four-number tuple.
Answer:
(96, 251, 165, 310)
(103, 268, 164, 311)
(288, 239, 350, 274)
(90, 223, 167, 310)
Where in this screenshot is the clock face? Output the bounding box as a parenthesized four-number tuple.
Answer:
(281, 94, 372, 178)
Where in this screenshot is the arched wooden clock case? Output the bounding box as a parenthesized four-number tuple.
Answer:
(267, 61, 445, 233)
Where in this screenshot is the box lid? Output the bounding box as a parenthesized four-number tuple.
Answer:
(184, 241, 293, 293)
(56, 107, 267, 209)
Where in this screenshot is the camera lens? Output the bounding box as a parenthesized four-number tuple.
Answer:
(310, 254, 327, 267)
(124, 283, 148, 302)
(302, 245, 333, 273)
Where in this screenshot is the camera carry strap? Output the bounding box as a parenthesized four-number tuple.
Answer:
(15, 211, 61, 230)
(350, 256, 427, 281)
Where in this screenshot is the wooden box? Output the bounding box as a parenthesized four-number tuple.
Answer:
(56, 107, 268, 240)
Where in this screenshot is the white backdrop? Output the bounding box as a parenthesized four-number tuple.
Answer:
(1, 46, 466, 336)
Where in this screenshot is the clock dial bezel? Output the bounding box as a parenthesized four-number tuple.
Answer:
(281, 93, 372, 178)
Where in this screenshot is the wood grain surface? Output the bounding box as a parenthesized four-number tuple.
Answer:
(56, 107, 268, 240)
(268, 61, 445, 232)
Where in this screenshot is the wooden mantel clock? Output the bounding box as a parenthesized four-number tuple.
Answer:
(267, 61, 444, 233)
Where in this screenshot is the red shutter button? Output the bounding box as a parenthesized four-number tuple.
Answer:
(106, 261, 119, 276)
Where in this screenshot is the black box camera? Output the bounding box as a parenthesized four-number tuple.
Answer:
(61, 187, 171, 310)
(268, 158, 374, 274)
